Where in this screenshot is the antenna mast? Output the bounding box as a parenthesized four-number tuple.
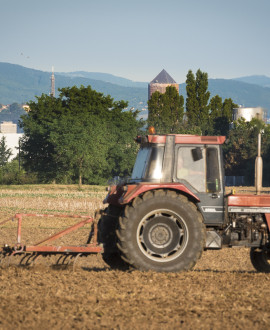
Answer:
(50, 66, 55, 97)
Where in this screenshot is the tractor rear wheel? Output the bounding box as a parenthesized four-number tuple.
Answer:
(116, 190, 206, 272)
(250, 247, 270, 273)
(98, 205, 128, 270)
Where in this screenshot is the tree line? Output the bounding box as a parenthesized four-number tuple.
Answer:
(148, 69, 237, 136)
(1, 69, 270, 186)
(19, 86, 144, 185)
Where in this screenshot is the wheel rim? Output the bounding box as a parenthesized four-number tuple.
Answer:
(136, 209, 188, 262)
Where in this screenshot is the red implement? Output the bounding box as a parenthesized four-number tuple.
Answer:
(0, 212, 103, 266)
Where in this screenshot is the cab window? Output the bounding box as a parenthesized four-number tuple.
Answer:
(176, 147, 205, 192)
(176, 146, 221, 193)
(206, 147, 221, 192)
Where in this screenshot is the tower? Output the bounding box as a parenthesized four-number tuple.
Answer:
(148, 69, 179, 99)
(50, 66, 55, 97)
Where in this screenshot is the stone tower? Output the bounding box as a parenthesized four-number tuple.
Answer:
(148, 69, 179, 99)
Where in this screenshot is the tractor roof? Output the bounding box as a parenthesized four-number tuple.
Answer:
(147, 134, 226, 145)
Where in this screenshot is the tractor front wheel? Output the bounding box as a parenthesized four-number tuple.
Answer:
(116, 190, 206, 272)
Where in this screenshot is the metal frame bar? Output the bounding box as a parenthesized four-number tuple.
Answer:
(0, 212, 102, 255)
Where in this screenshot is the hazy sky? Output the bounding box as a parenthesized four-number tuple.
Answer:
(1, 0, 270, 83)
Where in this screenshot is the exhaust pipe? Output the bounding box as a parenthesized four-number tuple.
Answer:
(255, 132, 263, 195)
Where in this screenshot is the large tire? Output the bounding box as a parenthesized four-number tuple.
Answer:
(98, 205, 128, 269)
(116, 190, 206, 272)
(250, 247, 270, 273)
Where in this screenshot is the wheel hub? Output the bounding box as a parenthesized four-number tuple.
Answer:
(149, 223, 172, 247)
(142, 216, 182, 255)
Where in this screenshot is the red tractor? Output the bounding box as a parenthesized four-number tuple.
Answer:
(99, 132, 270, 272)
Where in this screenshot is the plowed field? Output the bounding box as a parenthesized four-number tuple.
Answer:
(0, 185, 270, 329)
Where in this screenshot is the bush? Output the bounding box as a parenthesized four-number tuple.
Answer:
(0, 160, 38, 185)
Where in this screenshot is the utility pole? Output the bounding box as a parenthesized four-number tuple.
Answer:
(255, 131, 263, 195)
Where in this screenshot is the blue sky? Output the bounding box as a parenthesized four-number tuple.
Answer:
(1, 0, 270, 83)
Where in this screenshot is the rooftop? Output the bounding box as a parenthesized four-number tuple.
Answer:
(150, 69, 177, 84)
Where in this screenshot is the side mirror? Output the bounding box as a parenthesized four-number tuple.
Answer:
(192, 147, 203, 161)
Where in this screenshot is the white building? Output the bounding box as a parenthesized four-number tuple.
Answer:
(0, 121, 17, 133)
(232, 107, 267, 122)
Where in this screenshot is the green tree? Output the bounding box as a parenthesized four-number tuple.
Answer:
(196, 69, 210, 134)
(148, 86, 184, 134)
(107, 107, 143, 179)
(210, 97, 237, 136)
(186, 69, 238, 136)
(0, 136, 13, 184)
(0, 136, 12, 167)
(208, 95, 223, 135)
(223, 118, 270, 185)
(186, 69, 210, 134)
(20, 95, 63, 182)
(49, 114, 109, 186)
(20, 86, 144, 184)
(185, 70, 198, 127)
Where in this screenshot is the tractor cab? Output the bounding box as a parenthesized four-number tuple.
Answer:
(126, 133, 226, 225)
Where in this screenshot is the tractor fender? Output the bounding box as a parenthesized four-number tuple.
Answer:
(265, 214, 270, 231)
(104, 183, 200, 206)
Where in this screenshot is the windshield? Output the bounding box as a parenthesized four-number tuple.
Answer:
(131, 147, 150, 180)
(131, 146, 164, 182)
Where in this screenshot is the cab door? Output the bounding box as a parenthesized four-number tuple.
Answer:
(196, 146, 225, 225)
(174, 145, 224, 225)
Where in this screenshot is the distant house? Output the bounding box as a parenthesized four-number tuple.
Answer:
(0, 121, 17, 134)
(0, 105, 9, 111)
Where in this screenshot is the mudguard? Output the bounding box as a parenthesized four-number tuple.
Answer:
(104, 182, 200, 206)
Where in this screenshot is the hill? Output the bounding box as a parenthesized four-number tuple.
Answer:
(1, 63, 270, 119)
(234, 75, 270, 88)
(58, 71, 148, 88)
(0, 62, 148, 115)
(179, 79, 270, 110)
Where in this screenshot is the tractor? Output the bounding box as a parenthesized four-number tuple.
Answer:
(98, 131, 270, 272)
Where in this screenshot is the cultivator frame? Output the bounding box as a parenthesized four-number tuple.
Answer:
(0, 211, 103, 268)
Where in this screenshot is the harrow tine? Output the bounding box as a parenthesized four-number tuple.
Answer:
(56, 255, 65, 265)
(73, 253, 82, 272)
(30, 253, 42, 266)
(19, 253, 42, 267)
(67, 255, 75, 266)
(55, 254, 73, 268)
(62, 254, 71, 267)
(19, 253, 32, 266)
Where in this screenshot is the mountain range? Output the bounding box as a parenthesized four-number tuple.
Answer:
(1, 62, 270, 120)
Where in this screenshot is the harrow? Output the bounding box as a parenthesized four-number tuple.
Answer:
(0, 211, 103, 269)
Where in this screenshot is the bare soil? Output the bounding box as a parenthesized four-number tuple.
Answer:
(0, 185, 270, 329)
